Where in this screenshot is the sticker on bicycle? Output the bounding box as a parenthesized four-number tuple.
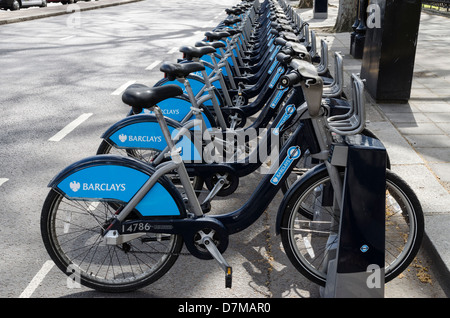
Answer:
(269, 42, 276, 53)
(270, 146, 301, 186)
(268, 59, 278, 74)
(273, 104, 295, 135)
(269, 45, 281, 61)
(269, 66, 284, 88)
(270, 87, 288, 108)
(57, 165, 181, 216)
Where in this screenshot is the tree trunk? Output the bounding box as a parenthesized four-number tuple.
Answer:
(333, 0, 358, 32)
(297, 0, 313, 8)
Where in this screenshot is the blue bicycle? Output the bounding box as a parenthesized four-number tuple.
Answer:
(41, 55, 423, 291)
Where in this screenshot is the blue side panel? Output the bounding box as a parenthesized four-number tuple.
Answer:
(137, 99, 213, 129)
(57, 165, 150, 203)
(109, 121, 170, 150)
(192, 65, 222, 90)
(109, 121, 202, 161)
(136, 182, 181, 216)
(152, 97, 191, 122)
(159, 77, 213, 106)
(57, 165, 181, 216)
(201, 54, 228, 77)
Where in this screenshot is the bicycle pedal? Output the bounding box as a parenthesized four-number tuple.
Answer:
(202, 236, 232, 288)
(225, 266, 232, 289)
(201, 201, 211, 213)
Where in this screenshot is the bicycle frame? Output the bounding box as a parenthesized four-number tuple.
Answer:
(106, 104, 315, 233)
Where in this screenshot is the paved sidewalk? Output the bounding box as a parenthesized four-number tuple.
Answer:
(295, 0, 450, 287)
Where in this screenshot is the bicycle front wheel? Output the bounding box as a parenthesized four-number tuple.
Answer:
(41, 189, 183, 292)
(280, 168, 424, 286)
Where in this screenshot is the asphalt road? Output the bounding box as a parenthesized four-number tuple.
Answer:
(0, 0, 448, 301)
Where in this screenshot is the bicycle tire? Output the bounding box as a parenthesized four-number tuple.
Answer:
(40, 188, 184, 292)
(280, 168, 424, 286)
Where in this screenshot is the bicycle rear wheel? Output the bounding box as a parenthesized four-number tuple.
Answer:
(280, 168, 424, 286)
(41, 189, 183, 292)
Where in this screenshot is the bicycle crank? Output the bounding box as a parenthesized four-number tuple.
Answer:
(195, 229, 232, 289)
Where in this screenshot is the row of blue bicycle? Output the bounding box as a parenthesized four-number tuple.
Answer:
(40, 0, 424, 292)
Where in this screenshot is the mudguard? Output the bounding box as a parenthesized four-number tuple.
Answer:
(101, 114, 202, 162)
(134, 95, 214, 130)
(275, 163, 328, 235)
(48, 155, 187, 217)
(154, 74, 224, 108)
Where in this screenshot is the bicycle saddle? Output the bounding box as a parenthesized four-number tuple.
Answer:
(223, 17, 242, 26)
(122, 84, 183, 109)
(280, 31, 300, 43)
(160, 61, 205, 80)
(195, 40, 226, 49)
(225, 8, 243, 15)
(205, 31, 230, 41)
(220, 28, 241, 35)
(179, 46, 216, 60)
(271, 21, 294, 33)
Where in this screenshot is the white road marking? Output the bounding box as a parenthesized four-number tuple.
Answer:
(0, 178, 8, 187)
(48, 113, 93, 142)
(145, 60, 161, 71)
(167, 47, 178, 54)
(60, 35, 76, 41)
(19, 260, 55, 298)
(303, 237, 315, 259)
(201, 19, 215, 28)
(111, 80, 136, 96)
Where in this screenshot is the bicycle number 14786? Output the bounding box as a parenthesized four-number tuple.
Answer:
(122, 222, 152, 233)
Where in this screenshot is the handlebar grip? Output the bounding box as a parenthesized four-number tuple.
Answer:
(274, 37, 287, 46)
(276, 52, 292, 65)
(279, 71, 301, 88)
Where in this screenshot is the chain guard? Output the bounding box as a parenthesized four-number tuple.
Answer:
(182, 217, 229, 260)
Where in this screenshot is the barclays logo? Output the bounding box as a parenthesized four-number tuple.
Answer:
(118, 134, 162, 143)
(69, 180, 126, 192)
(70, 181, 81, 192)
(119, 134, 127, 142)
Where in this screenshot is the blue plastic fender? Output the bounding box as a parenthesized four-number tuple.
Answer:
(135, 96, 214, 130)
(101, 114, 202, 162)
(154, 73, 224, 108)
(49, 155, 186, 217)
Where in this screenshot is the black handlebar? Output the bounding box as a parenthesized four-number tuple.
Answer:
(279, 71, 301, 88)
